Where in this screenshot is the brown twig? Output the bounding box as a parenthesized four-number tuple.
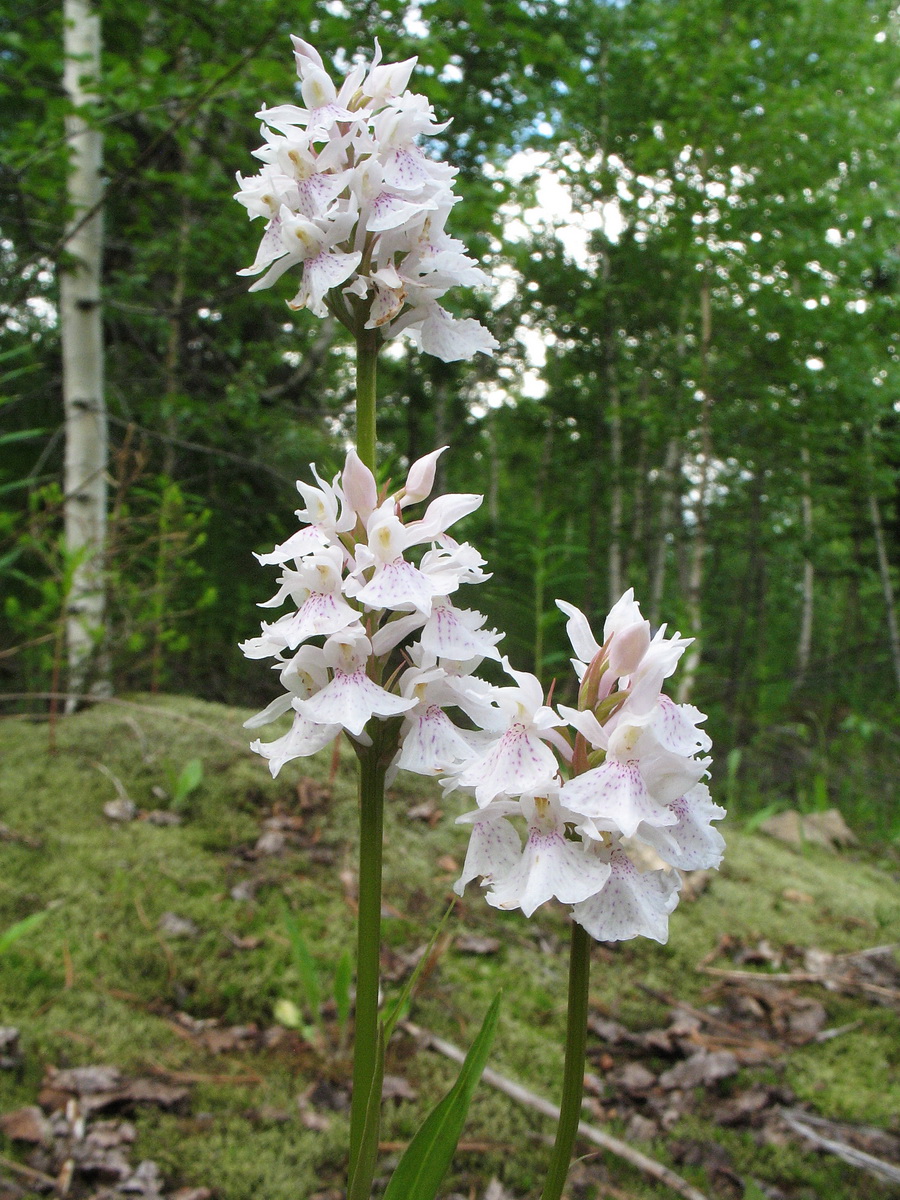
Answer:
(0, 1152, 58, 1188)
(401, 1020, 711, 1200)
(780, 1108, 900, 1185)
(699, 966, 900, 1002)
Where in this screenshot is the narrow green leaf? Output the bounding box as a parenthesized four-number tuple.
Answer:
(382, 899, 455, 1043)
(283, 910, 322, 1025)
(382, 991, 502, 1200)
(0, 910, 48, 954)
(346, 1022, 385, 1200)
(172, 757, 203, 806)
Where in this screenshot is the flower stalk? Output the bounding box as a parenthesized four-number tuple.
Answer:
(348, 734, 387, 1176)
(541, 920, 592, 1200)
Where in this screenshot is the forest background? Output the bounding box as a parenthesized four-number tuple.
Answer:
(1, 0, 899, 841)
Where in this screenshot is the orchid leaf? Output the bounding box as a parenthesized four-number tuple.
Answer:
(382, 991, 501, 1200)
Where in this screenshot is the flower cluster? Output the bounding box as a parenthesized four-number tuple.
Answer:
(450, 593, 725, 944)
(243, 453, 723, 945)
(235, 38, 497, 362)
(241, 447, 501, 777)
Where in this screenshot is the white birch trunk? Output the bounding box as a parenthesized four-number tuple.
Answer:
(61, 0, 107, 705)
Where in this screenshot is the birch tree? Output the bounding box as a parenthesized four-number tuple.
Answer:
(61, 0, 107, 703)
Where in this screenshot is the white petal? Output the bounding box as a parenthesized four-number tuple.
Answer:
(396, 705, 482, 775)
(561, 761, 677, 839)
(414, 305, 498, 363)
(297, 669, 415, 736)
(453, 812, 522, 896)
(486, 831, 611, 917)
(352, 559, 438, 615)
(250, 710, 341, 776)
(555, 600, 601, 665)
(637, 783, 726, 870)
(457, 722, 560, 807)
(571, 849, 681, 944)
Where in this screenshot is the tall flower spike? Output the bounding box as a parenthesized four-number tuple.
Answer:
(236, 39, 498, 362)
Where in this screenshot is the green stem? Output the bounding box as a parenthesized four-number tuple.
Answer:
(347, 743, 386, 1180)
(541, 920, 591, 1200)
(355, 328, 378, 472)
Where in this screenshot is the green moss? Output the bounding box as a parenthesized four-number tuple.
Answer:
(1, 695, 898, 1197)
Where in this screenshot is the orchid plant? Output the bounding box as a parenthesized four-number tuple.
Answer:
(236, 38, 724, 1200)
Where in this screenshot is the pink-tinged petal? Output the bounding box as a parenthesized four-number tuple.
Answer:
(371, 612, 427, 656)
(453, 813, 522, 897)
(400, 446, 447, 508)
(602, 589, 642, 640)
(608, 620, 651, 677)
(341, 450, 378, 522)
(557, 705, 607, 750)
(410, 492, 483, 542)
(641, 746, 709, 804)
(353, 558, 437, 615)
(278, 592, 361, 648)
(486, 831, 611, 918)
(637, 783, 726, 871)
(560, 761, 677, 839)
(457, 722, 561, 807)
(420, 602, 502, 662)
(297, 669, 415, 736)
(289, 250, 363, 316)
(571, 848, 681, 944)
(653, 695, 712, 756)
(250, 710, 341, 777)
(396, 705, 483, 776)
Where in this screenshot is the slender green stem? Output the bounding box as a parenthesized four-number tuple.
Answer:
(347, 744, 386, 1180)
(541, 920, 592, 1200)
(355, 328, 378, 472)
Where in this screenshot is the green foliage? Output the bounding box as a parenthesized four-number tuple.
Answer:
(0, 909, 49, 955)
(0, 698, 898, 1197)
(382, 991, 501, 1200)
(0, 0, 898, 828)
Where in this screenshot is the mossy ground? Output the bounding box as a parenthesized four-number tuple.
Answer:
(0, 696, 898, 1198)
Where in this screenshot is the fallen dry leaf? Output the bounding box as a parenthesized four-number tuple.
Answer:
(0, 1106, 52, 1144)
(455, 934, 501, 955)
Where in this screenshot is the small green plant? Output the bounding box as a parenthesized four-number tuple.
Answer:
(276, 909, 355, 1052)
(0, 909, 49, 955)
(167, 757, 203, 812)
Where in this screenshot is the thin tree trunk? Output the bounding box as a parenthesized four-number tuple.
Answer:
(677, 271, 713, 704)
(795, 441, 815, 686)
(608, 354, 623, 605)
(61, 0, 107, 707)
(649, 437, 680, 628)
(865, 429, 900, 690)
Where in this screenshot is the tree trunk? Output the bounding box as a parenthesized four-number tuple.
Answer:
(648, 437, 680, 628)
(61, 0, 107, 707)
(677, 270, 713, 704)
(865, 428, 900, 691)
(795, 440, 815, 686)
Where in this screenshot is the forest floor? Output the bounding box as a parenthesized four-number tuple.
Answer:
(0, 696, 898, 1200)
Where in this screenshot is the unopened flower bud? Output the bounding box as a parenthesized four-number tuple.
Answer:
(400, 446, 447, 507)
(342, 449, 378, 521)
